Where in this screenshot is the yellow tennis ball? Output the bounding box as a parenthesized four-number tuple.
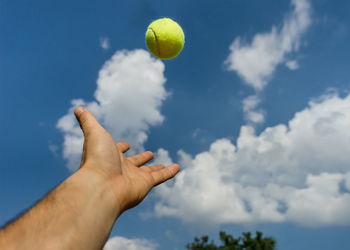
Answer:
(145, 18, 185, 60)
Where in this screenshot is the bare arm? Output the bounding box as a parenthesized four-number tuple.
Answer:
(0, 107, 180, 250)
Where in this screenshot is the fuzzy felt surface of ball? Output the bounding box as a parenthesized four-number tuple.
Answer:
(145, 18, 185, 60)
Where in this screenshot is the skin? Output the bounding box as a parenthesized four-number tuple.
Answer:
(0, 106, 180, 250)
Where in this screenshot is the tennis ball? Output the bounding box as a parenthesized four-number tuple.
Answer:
(145, 18, 185, 60)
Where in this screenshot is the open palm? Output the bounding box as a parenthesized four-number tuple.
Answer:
(75, 106, 180, 213)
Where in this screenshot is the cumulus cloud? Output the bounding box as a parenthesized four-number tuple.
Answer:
(57, 49, 168, 171)
(225, 0, 311, 90)
(154, 93, 350, 227)
(151, 148, 174, 166)
(104, 236, 157, 250)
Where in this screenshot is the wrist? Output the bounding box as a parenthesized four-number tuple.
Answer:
(75, 166, 123, 219)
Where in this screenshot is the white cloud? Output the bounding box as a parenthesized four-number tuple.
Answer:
(57, 49, 168, 171)
(151, 148, 174, 166)
(154, 93, 350, 227)
(104, 236, 157, 250)
(225, 0, 311, 90)
(48, 143, 59, 156)
(100, 37, 110, 50)
(242, 95, 265, 124)
(285, 60, 299, 70)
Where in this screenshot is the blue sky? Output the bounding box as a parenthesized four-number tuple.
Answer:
(1, 0, 350, 249)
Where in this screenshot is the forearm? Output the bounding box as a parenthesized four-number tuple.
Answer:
(0, 167, 119, 250)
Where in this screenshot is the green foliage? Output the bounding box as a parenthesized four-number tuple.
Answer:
(186, 231, 276, 250)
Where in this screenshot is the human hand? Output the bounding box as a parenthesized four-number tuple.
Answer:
(74, 106, 180, 214)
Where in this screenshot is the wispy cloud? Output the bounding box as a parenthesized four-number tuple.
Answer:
(225, 0, 311, 126)
(100, 37, 110, 50)
(104, 236, 158, 250)
(48, 143, 59, 156)
(225, 0, 311, 90)
(57, 49, 168, 171)
(242, 95, 265, 124)
(285, 60, 299, 70)
(154, 93, 350, 227)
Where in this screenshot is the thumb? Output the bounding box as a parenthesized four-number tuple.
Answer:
(74, 106, 102, 137)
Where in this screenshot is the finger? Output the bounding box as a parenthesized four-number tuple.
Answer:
(74, 106, 103, 137)
(116, 142, 130, 153)
(127, 151, 154, 167)
(151, 164, 180, 186)
(140, 164, 166, 172)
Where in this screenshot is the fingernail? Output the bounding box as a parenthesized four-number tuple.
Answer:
(74, 106, 85, 117)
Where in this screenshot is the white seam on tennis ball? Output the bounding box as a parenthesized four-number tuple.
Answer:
(149, 28, 161, 57)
